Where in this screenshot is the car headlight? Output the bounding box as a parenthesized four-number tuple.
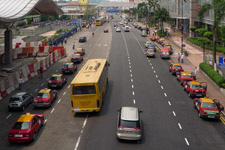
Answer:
(48, 80, 52, 83)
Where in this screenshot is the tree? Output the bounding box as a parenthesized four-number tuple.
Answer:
(60, 15, 68, 20)
(152, 7, 171, 31)
(84, 5, 97, 21)
(199, 0, 225, 65)
(147, 0, 160, 26)
(40, 15, 48, 21)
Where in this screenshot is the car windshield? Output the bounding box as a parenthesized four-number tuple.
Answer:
(192, 84, 201, 89)
(148, 50, 154, 53)
(72, 55, 79, 58)
(13, 122, 30, 129)
(119, 120, 140, 128)
(10, 97, 21, 102)
(162, 51, 169, 55)
(76, 49, 82, 52)
(183, 74, 192, 78)
(174, 65, 182, 69)
(202, 102, 217, 109)
(50, 76, 60, 80)
(64, 64, 72, 68)
(80, 37, 84, 40)
(37, 93, 49, 98)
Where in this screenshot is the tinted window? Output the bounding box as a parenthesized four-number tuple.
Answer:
(50, 76, 61, 80)
(32, 116, 38, 126)
(72, 55, 80, 58)
(72, 86, 96, 95)
(119, 120, 140, 128)
(202, 102, 217, 109)
(37, 93, 49, 98)
(183, 74, 192, 78)
(173, 65, 182, 69)
(64, 64, 72, 67)
(10, 97, 21, 102)
(13, 122, 30, 129)
(192, 84, 201, 89)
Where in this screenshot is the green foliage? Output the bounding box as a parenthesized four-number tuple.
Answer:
(189, 26, 196, 32)
(153, 7, 171, 31)
(200, 62, 225, 88)
(157, 30, 167, 37)
(60, 15, 68, 20)
(17, 21, 26, 27)
(204, 31, 212, 39)
(49, 16, 56, 21)
(26, 17, 33, 24)
(40, 15, 48, 21)
(195, 28, 208, 36)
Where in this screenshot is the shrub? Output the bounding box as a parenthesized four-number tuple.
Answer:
(195, 28, 208, 36)
(200, 62, 225, 88)
(189, 26, 196, 32)
(204, 31, 212, 39)
(157, 30, 167, 37)
(17, 21, 26, 27)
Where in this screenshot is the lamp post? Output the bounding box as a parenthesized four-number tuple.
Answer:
(181, 0, 184, 54)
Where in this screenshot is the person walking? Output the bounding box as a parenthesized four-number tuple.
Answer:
(39, 67, 43, 79)
(194, 66, 198, 79)
(181, 53, 184, 63)
(92, 32, 94, 37)
(178, 53, 181, 63)
(73, 42, 75, 50)
(18, 76, 23, 90)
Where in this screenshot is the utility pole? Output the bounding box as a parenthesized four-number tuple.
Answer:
(181, 0, 184, 54)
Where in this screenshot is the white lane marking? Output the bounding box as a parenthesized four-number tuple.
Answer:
(128, 56, 130, 59)
(132, 85, 134, 88)
(164, 93, 167, 97)
(41, 83, 44, 87)
(158, 80, 161, 83)
(130, 70, 132, 73)
(129, 66, 131, 69)
(150, 63, 152, 65)
(172, 111, 176, 116)
(74, 136, 81, 150)
(128, 59, 130, 62)
(6, 114, 12, 119)
(47, 78, 49, 81)
(35, 89, 38, 92)
(168, 101, 171, 106)
(44, 119, 47, 124)
(132, 91, 135, 96)
(129, 62, 131, 65)
(156, 75, 158, 78)
(82, 117, 87, 129)
(57, 99, 61, 103)
(152, 66, 154, 69)
(130, 74, 133, 77)
(131, 79, 133, 82)
(185, 138, 190, 146)
(161, 86, 164, 89)
(133, 99, 136, 104)
(56, 70, 58, 72)
(153, 70, 156, 73)
(148, 60, 150, 62)
(68, 85, 70, 89)
(51, 108, 55, 113)
(178, 123, 182, 129)
(63, 91, 66, 95)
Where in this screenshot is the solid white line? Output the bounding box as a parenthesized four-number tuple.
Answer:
(44, 119, 47, 124)
(153, 70, 156, 73)
(164, 93, 167, 97)
(133, 99, 136, 104)
(156, 75, 158, 78)
(41, 83, 44, 87)
(132, 91, 135, 96)
(131, 79, 133, 82)
(178, 123, 182, 129)
(74, 136, 81, 150)
(68, 85, 70, 89)
(51, 108, 55, 113)
(130, 70, 132, 73)
(184, 138, 190, 146)
(132, 85, 134, 88)
(172, 111, 176, 116)
(130, 74, 133, 77)
(35, 89, 38, 92)
(168, 101, 171, 106)
(158, 80, 161, 83)
(6, 114, 12, 119)
(161, 86, 164, 89)
(63, 91, 66, 95)
(57, 99, 61, 103)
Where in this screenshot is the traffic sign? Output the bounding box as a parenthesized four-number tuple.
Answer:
(218, 56, 225, 68)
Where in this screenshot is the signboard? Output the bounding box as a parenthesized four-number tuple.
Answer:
(106, 10, 119, 13)
(218, 56, 225, 68)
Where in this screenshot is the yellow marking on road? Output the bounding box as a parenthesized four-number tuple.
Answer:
(220, 114, 225, 125)
(168, 60, 172, 62)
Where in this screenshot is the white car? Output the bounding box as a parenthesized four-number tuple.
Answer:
(116, 27, 121, 32)
(124, 26, 130, 32)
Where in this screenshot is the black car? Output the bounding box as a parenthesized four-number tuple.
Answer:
(8, 92, 33, 111)
(104, 29, 109, 33)
(79, 37, 87, 43)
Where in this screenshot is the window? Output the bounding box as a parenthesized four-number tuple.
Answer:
(37, 93, 49, 98)
(73, 86, 96, 95)
(119, 120, 140, 128)
(202, 102, 217, 109)
(198, 99, 202, 106)
(98, 64, 108, 91)
(10, 97, 21, 102)
(32, 116, 38, 126)
(50, 76, 60, 81)
(13, 122, 30, 129)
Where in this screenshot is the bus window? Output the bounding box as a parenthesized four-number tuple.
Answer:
(73, 86, 96, 95)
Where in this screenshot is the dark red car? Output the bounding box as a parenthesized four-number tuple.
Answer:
(62, 62, 76, 74)
(8, 113, 44, 143)
(150, 37, 159, 41)
(177, 71, 195, 85)
(71, 54, 83, 63)
(48, 74, 67, 88)
(33, 88, 57, 107)
(74, 48, 85, 56)
(183, 81, 207, 98)
(169, 63, 184, 75)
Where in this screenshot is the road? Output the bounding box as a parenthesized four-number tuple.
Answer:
(0, 18, 225, 150)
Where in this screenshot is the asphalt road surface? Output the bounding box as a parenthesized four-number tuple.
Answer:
(1, 18, 225, 150)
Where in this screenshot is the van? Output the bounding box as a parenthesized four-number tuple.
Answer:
(116, 107, 142, 143)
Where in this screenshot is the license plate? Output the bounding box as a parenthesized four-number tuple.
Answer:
(196, 94, 202, 96)
(51, 85, 56, 87)
(126, 131, 132, 134)
(14, 134, 23, 137)
(65, 70, 69, 72)
(208, 116, 215, 118)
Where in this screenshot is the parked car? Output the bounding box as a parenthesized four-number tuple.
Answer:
(124, 26, 130, 32)
(48, 74, 67, 88)
(62, 62, 77, 74)
(150, 37, 159, 41)
(8, 92, 33, 111)
(176, 71, 195, 85)
(8, 113, 45, 143)
(74, 48, 85, 56)
(169, 63, 184, 75)
(145, 49, 155, 57)
(194, 97, 224, 119)
(116, 107, 142, 143)
(104, 29, 109, 33)
(79, 36, 87, 43)
(145, 41, 152, 48)
(33, 88, 57, 108)
(141, 30, 147, 37)
(71, 53, 83, 63)
(183, 81, 207, 98)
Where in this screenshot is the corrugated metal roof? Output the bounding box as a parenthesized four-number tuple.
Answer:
(0, 0, 63, 23)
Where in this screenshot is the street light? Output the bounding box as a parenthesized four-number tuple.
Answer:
(181, 0, 186, 54)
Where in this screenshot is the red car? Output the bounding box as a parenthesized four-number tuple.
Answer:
(33, 88, 57, 107)
(8, 113, 44, 143)
(48, 74, 67, 88)
(169, 63, 184, 75)
(177, 71, 195, 85)
(62, 62, 77, 74)
(194, 97, 224, 119)
(74, 48, 85, 56)
(150, 37, 159, 41)
(71, 54, 83, 63)
(183, 81, 207, 98)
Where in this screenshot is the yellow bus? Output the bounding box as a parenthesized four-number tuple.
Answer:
(71, 59, 109, 113)
(95, 18, 103, 26)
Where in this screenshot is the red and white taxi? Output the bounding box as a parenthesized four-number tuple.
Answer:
(33, 88, 57, 107)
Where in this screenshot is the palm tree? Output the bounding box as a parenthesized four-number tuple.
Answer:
(199, 0, 225, 65)
(147, 0, 160, 26)
(152, 7, 171, 31)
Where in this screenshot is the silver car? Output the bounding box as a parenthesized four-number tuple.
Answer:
(116, 27, 121, 32)
(117, 107, 142, 143)
(8, 92, 33, 111)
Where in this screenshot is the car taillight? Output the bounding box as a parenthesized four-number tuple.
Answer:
(134, 127, 140, 130)
(118, 126, 125, 129)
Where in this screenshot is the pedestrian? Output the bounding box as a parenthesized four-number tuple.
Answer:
(194, 66, 198, 79)
(181, 53, 184, 63)
(18, 76, 23, 90)
(39, 67, 43, 79)
(178, 53, 181, 63)
(73, 42, 75, 50)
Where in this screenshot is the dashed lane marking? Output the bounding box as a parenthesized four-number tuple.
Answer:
(35, 89, 38, 92)
(168, 101, 171, 106)
(130, 70, 132, 73)
(150, 63, 152, 65)
(131, 79, 133, 82)
(51, 108, 55, 113)
(154, 70, 156, 73)
(129, 66, 131, 69)
(57, 99, 61, 104)
(68, 85, 70, 89)
(74, 136, 81, 150)
(178, 123, 182, 129)
(41, 83, 44, 87)
(184, 138, 190, 146)
(132, 85, 134, 88)
(164, 93, 167, 97)
(6, 114, 12, 119)
(172, 111, 176, 116)
(82, 117, 87, 129)
(130, 74, 133, 77)
(44, 119, 47, 124)
(161, 86, 164, 89)
(63, 91, 66, 95)
(133, 99, 136, 104)
(152, 66, 154, 69)
(158, 80, 161, 83)
(156, 75, 158, 78)
(132, 91, 135, 96)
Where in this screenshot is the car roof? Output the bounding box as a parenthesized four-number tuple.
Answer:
(73, 53, 80, 56)
(77, 48, 82, 50)
(52, 74, 62, 77)
(13, 92, 26, 97)
(17, 113, 34, 122)
(190, 81, 200, 85)
(201, 97, 214, 103)
(161, 47, 169, 51)
(147, 49, 154, 51)
(182, 71, 191, 75)
(121, 107, 139, 121)
(39, 88, 51, 93)
(65, 62, 73, 65)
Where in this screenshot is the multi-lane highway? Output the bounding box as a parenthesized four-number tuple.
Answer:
(1, 18, 225, 150)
